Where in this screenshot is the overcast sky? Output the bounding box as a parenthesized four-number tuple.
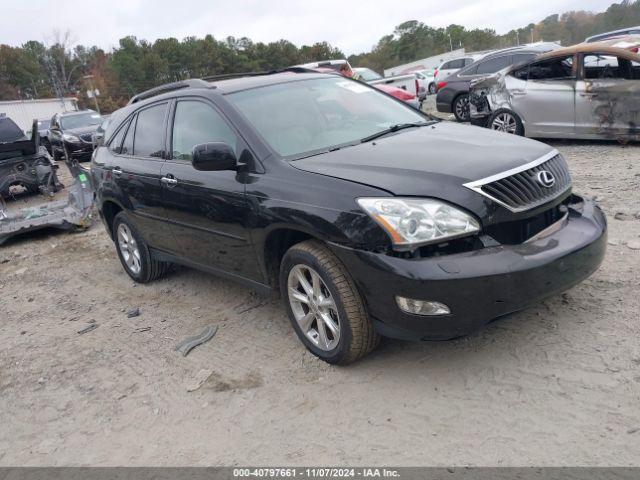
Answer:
(4, 0, 617, 55)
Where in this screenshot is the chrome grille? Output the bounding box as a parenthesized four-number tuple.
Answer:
(464, 150, 572, 212)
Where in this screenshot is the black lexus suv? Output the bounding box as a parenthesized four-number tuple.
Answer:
(91, 71, 606, 364)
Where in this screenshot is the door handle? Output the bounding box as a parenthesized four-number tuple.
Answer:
(161, 175, 178, 186)
(112, 167, 123, 176)
(579, 92, 598, 98)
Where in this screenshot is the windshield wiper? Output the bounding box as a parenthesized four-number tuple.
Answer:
(360, 122, 433, 143)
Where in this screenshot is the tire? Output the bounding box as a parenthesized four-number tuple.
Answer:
(452, 94, 470, 122)
(112, 211, 170, 283)
(428, 83, 436, 95)
(280, 240, 380, 365)
(488, 109, 524, 136)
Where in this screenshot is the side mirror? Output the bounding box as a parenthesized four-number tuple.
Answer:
(192, 142, 237, 171)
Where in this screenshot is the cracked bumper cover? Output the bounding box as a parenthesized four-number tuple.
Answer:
(329, 198, 607, 341)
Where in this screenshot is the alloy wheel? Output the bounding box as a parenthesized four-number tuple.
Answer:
(287, 264, 341, 351)
(117, 223, 142, 275)
(491, 112, 518, 134)
(455, 95, 470, 121)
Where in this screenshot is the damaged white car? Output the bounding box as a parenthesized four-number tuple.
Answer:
(469, 38, 640, 141)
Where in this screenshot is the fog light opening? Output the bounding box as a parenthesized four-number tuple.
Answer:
(395, 296, 451, 316)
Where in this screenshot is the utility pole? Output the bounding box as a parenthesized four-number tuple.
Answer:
(516, 31, 520, 46)
(531, 29, 534, 43)
(83, 75, 100, 114)
(448, 33, 453, 52)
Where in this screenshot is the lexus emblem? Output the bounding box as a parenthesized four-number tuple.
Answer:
(536, 170, 555, 188)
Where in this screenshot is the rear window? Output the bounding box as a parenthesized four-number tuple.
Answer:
(476, 55, 513, 74)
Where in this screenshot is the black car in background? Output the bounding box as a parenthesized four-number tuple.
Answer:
(91, 71, 606, 364)
(436, 43, 560, 122)
(49, 110, 102, 161)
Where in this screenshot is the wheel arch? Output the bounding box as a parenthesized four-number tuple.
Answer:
(261, 227, 319, 290)
(101, 199, 124, 240)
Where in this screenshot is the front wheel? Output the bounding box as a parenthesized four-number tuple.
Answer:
(280, 240, 380, 365)
(428, 83, 436, 94)
(453, 94, 470, 122)
(488, 109, 524, 136)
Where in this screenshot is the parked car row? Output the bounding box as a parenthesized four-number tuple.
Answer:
(436, 43, 561, 121)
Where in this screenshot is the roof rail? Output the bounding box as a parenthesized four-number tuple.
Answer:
(202, 67, 319, 82)
(127, 79, 213, 105)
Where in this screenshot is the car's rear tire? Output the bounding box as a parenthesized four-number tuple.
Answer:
(452, 94, 470, 122)
(428, 83, 436, 94)
(488, 109, 525, 136)
(280, 240, 380, 365)
(112, 211, 170, 283)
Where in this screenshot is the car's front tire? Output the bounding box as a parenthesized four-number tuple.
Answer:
(280, 240, 380, 365)
(428, 83, 436, 94)
(112, 212, 170, 283)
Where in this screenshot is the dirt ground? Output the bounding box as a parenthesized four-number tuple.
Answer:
(1, 108, 639, 466)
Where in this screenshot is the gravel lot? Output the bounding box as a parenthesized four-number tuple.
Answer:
(1, 110, 639, 466)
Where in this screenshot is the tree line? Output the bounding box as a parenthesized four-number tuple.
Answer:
(1, 0, 639, 113)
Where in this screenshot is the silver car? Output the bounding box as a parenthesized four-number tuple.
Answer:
(469, 39, 640, 141)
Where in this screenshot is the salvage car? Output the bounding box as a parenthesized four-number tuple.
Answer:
(92, 71, 607, 364)
(0, 115, 62, 199)
(469, 39, 640, 140)
(436, 43, 560, 122)
(49, 109, 103, 161)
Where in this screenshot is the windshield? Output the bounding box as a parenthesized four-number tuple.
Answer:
(60, 112, 102, 130)
(227, 77, 426, 158)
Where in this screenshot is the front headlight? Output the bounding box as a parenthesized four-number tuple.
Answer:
(63, 133, 80, 142)
(357, 197, 480, 250)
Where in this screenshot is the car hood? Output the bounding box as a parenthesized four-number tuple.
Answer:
(291, 122, 554, 220)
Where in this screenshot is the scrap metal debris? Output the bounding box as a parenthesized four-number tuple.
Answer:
(127, 307, 140, 318)
(175, 325, 218, 357)
(77, 324, 98, 335)
(0, 157, 94, 244)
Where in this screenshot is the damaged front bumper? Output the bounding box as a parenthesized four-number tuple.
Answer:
(328, 196, 607, 341)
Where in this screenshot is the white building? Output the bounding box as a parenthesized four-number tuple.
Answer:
(384, 48, 466, 77)
(0, 97, 78, 131)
